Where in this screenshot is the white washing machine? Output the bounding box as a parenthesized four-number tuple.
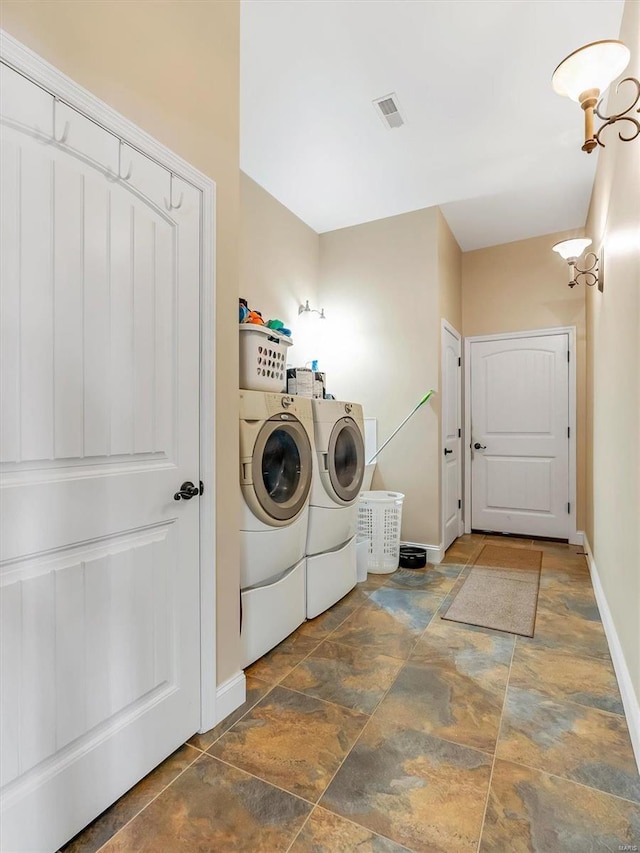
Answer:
(306, 399, 366, 618)
(239, 389, 315, 666)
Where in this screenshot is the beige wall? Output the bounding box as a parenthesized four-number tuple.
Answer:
(438, 210, 463, 332)
(318, 208, 442, 544)
(462, 230, 587, 530)
(1, 0, 242, 685)
(585, 0, 640, 707)
(240, 173, 320, 365)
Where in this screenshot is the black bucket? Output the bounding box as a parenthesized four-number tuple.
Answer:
(399, 546, 427, 569)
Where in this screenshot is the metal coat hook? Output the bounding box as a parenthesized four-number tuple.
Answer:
(107, 139, 133, 182)
(164, 172, 184, 211)
(52, 97, 70, 144)
(117, 140, 132, 180)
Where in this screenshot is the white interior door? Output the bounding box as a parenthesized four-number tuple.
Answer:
(441, 323, 462, 550)
(1, 63, 202, 852)
(470, 333, 569, 539)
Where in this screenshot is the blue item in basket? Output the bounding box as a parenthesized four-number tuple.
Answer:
(239, 304, 248, 323)
(266, 319, 292, 338)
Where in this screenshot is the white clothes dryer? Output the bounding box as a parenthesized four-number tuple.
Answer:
(306, 399, 365, 618)
(307, 399, 365, 555)
(239, 390, 315, 665)
(239, 389, 314, 587)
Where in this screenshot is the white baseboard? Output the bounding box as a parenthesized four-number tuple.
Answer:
(583, 534, 640, 773)
(198, 671, 246, 733)
(569, 529, 584, 546)
(401, 541, 444, 565)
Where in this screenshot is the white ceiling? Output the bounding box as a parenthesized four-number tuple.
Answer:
(240, 0, 625, 250)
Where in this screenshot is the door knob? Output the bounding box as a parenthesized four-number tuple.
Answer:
(444, 448, 453, 455)
(174, 481, 200, 501)
(474, 442, 487, 450)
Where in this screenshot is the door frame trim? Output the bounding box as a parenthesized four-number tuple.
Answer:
(440, 319, 464, 550)
(0, 31, 218, 730)
(463, 326, 578, 544)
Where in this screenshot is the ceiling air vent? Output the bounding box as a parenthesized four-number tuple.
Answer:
(373, 93, 405, 129)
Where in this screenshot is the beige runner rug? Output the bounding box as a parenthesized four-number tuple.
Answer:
(441, 544, 542, 636)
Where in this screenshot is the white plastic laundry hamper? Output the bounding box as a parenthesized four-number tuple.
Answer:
(357, 491, 404, 574)
(239, 325, 292, 393)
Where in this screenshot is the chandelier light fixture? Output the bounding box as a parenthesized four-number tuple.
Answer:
(552, 39, 639, 153)
(552, 238, 603, 291)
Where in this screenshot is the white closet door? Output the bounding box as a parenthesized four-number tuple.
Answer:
(442, 325, 462, 550)
(470, 333, 569, 538)
(1, 63, 202, 853)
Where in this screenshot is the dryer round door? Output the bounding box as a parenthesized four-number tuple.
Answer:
(252, 414, 313, 521)
(327, 417, 365, 502)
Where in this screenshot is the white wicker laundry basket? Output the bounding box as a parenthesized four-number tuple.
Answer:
(357, 491, 405, 574)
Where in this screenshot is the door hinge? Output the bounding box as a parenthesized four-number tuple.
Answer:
(199, 480, 204, 495)
(458, 499, 462, 509)
(567, 502, 571, 513)
(458, 357, 461, 366)
(458, 428, 461, 438)
(567, 426, 570, 438)
(567, 350, 570, 362)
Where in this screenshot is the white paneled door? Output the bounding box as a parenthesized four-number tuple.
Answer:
(1, 63, 202, 852)
(441, 323, 462, 550)
(470, 334, 570, 539)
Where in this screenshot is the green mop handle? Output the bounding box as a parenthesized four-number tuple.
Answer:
(366, 391, 435, 465)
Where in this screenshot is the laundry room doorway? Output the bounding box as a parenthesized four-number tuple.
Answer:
(0, 34, 217, 853)
(463, 327, 578, 542)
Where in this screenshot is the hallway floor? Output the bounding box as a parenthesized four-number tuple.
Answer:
(64, 535, 640, 852)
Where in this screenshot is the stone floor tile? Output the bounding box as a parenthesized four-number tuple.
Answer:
(510, 640, 624, 715)
(282, 639, 403, 714)
(208, 686, 368, 802)
(480, 759, 640, 852)
(245, 633, 321, 684)
(290, 807, 413, 853)
(496, 685, 640, 802)
(100, 754, 311, 852)
(321, 717, 491, 853)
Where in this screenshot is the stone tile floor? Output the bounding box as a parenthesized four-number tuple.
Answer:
(63, 534, 640, 852)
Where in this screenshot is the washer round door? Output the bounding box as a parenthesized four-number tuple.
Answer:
(327, 417, 365, 503)
(252, 414, 313, 521)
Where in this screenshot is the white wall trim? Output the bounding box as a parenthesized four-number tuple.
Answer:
(570, 530, 584, 547)
(214, 672, 247, 726)
(440, 320, 463, 551)
(583, 534, 640, 773)
(198, 146, 218, 734)
(464, 326, 578, 544)
(401, 540, 445, 565)
(0, 30, 218, 733)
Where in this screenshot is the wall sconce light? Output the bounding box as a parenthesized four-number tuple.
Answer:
(298, 300, 326, 319)
(552, 238, 603, 291)
(552, 39, 639, 153)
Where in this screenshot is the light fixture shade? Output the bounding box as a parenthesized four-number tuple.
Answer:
(552, 238, 592, 260)
(552, 40, 630, 102)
